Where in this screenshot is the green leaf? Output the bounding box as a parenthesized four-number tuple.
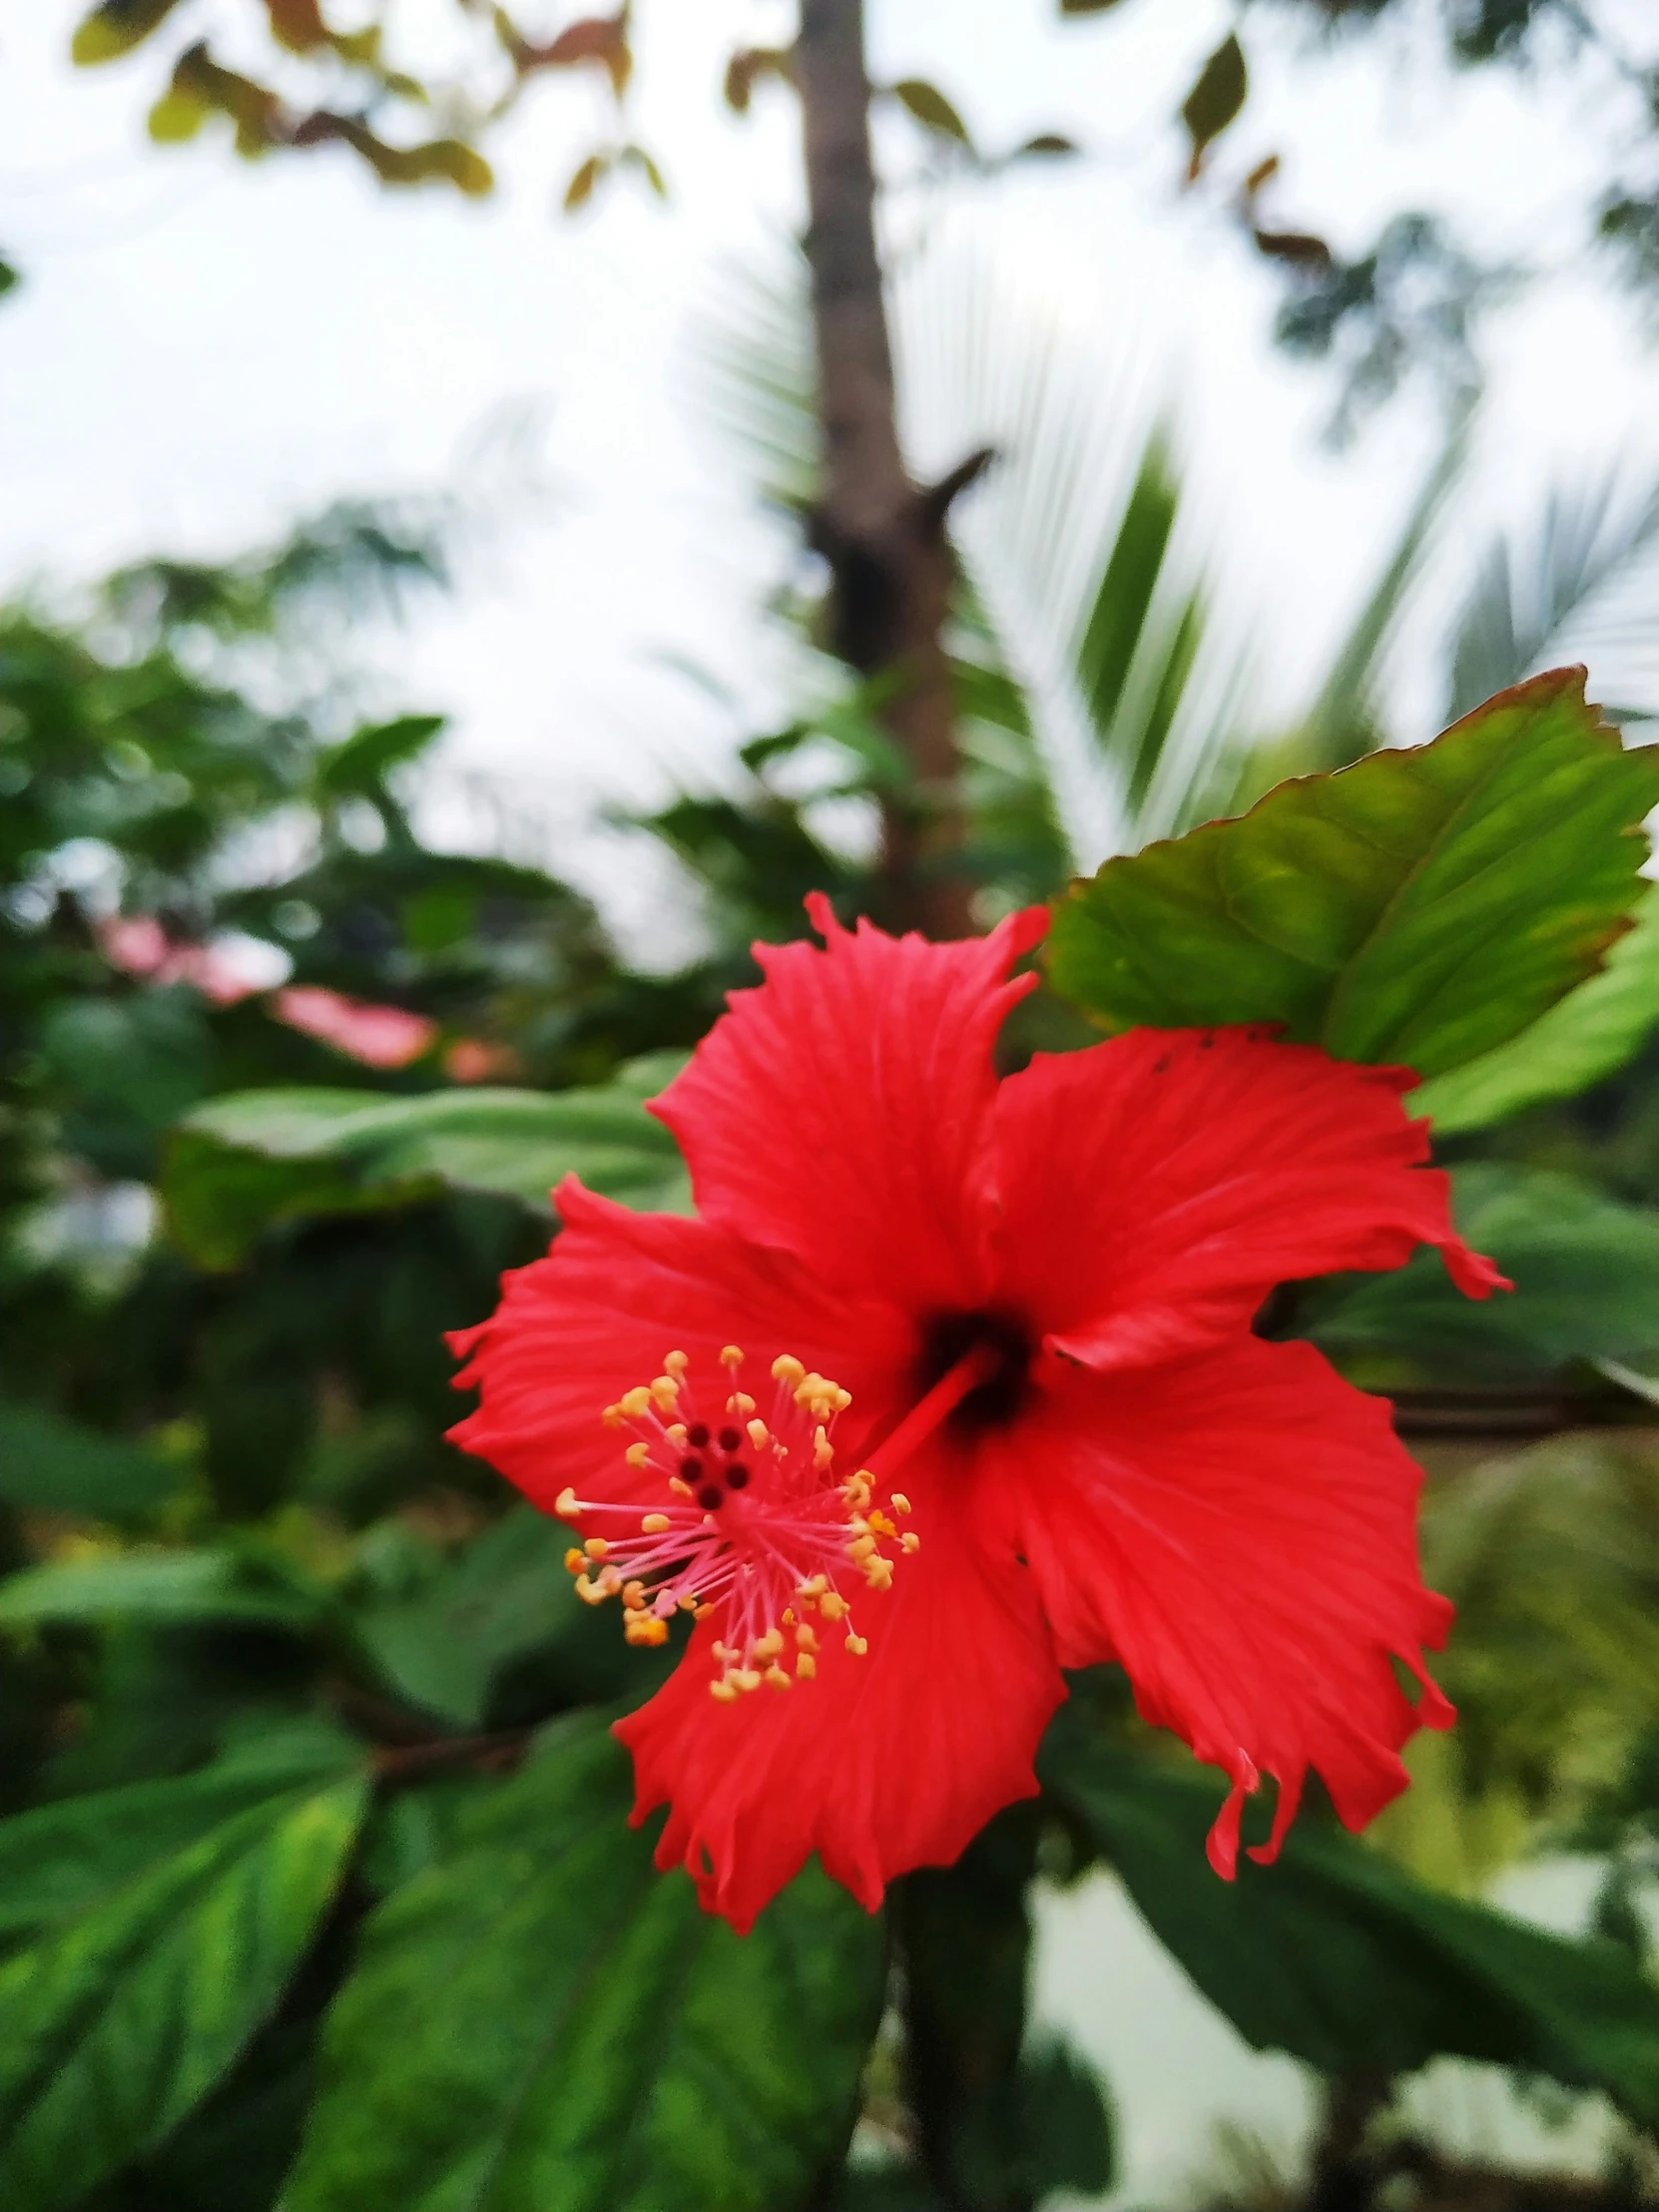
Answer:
(1040, 1710, 1659, 2116)
(0, 1733, 361, 1953)
(0, 252, 20, 301)
(1414, 883, 1659, 1132)
(0, 1399, 177, 1517)
(163, 1052, 691, 1268)
(282, 1717, 886, 2212)
(1309, 1164, 1659, 1380)
(355, 1505, 588, 1728)
(1046, 669, 1659, 1080)
(0, 1767, 367, 2211)
(314, 714, 445, 802)
(1180, 34, 1247, 174)
(0, 1546, 332, 1634)
(71, 0, 184, 66)
(891, 79, 972, 147)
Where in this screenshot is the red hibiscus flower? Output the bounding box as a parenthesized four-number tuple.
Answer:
(449, 897, 1503, 1932)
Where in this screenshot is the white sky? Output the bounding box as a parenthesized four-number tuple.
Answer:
(3, 0, 1658, 957)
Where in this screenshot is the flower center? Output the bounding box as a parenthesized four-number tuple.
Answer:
(556, 1347, 919, 1702)
(914, 1308, 1033, 1433)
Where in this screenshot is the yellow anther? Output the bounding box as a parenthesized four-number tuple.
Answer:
(564, 1546, 584, 1573)
(729, 1391, 757, 1416)
(814, 1427, 834, 1471)
(601, 1403, 624, 1429)
(583, 1535, 609, 1559)
(782, 1606, 795, 1626)
(754, 1627, 785, 1661)
(694, 1603, 714, 1621)
(641, 1512, 671, 1534)
(889, 1491, 911, 1514)
(868, 1510, 896, 1538)
(622, 1581, 647, 1609)
(747, 1417, 770, 1450)
(679, 1592, 700, 1612)
(832, 1386, 852, 1412)
(901, 1531, 921, 1553)
(669, 1475, 694, 1498)
(842, 1476, 871, 1509)
(844, 1632, 868, 1656)
(771, 1354, 805, 1384)
(575, 1574, 606, 1605)
(555, 1486, 580, 1520)
(732, 1668, 763, 1693)
(650, 1376, 680, 1410)
(764, 1664, 792, 1690)
(799, 1573, 829, 1597)
(712, 1640, 729, 1662)
(795, 1622, 818, 1651)
(626, 1614, 669, 1646)
(710, 1678, 739, 1702)
(625, 1441, 650, 1468)
(793, 1373, 824, 1408)
(796, 1651, 817, 1679)
(819, 1590, 848, 1622)
(620, 1385, 654, 1418)
(846, 1533, 877, 1563)
(721, 1345, 745, 1369)
(863, 1557, 893, 1592)
(665, 1422, 688, 1447)
(664, 1350, 689, 1377)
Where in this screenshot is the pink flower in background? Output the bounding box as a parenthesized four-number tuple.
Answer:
(272, 986, 438, 1069)
(443, 1037, 519, 1084)
(98, 916, 266, 1006)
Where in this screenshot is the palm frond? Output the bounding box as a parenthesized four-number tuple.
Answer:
(1446, 463, 1659, 722)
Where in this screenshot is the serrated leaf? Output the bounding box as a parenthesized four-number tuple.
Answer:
(0, 1769, 367, 2211)
(1040, 1709, 1659, 2115)
(282, 1718, 886, 2212)
(71, 0, 183, 66)
(1046, 670, 1659, 1081)
(1414, 883, 1659, 1132)
(1310, 1163, 1659, 1380)
(0, 1400, 176, 1517)
(891, 79, 971, 147)
(1181, 33, 1247, 175)
(162, 1053, 690, 1268)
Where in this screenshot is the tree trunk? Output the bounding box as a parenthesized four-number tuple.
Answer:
(796, 0, 976, 938)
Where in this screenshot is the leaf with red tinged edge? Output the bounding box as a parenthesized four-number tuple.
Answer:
(1046, 669, 1659, 1084)
(1182, 33, 1248, 181)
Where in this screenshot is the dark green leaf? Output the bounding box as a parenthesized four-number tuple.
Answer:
(891, 79, 972, 147)
(1075, 430, 1179, 766)
(314, 715, 445, 802)
(163, 1053, 690, 1268)
(1058, 0, 1128, 13)
(0, 1767, 367, 2210)
(0, 1546, 332, 1634)
(355, 1505, 585, 1727)
(0, 1732, 361, 1953)
(1180, 34, 1248, 174)
(1046, 669, 1659, 1080)
(1040, 1711, 1659, 2116)
(0, 253, 20, 300)
(1310, 1164, 1659, 1379)
(0, 1400, 177, 1517)
(71, 0, 184, 65)
(282, 1717, 886, 2212)
(1414, 884, 1659, 1132)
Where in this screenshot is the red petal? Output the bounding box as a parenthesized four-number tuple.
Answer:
(448, 1180, 905, 1512)
(650, 897, 1046, 1311)
(989, 1027, 1505, 1373)
(615, 1447, 1066, 1932)
(989, 1336, 1453, 1874)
